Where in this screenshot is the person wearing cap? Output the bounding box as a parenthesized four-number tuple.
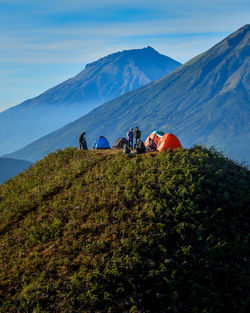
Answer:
(78, 131, 88, 150)
(127, 127, 134, 149)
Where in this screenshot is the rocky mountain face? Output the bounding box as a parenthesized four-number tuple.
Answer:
(7, 25, 250, 165)
(0, 47, 181, 155)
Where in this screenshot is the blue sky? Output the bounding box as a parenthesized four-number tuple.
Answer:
(0, 0, 250, 112)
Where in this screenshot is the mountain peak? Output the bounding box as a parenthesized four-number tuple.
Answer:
(219, 23, 250, 50)
(241, 24, 250, 30)
(76, 47, 181, 88)
(144, 45, 157, 51)
(84, 46, 168, 70)
(10, 25, 250, 165)
(0, 47, 181, 156)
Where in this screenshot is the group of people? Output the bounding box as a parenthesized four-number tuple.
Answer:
(126, 127, 141, 148)
(125, 126, 146, 154)
(78, 126, 148, 154)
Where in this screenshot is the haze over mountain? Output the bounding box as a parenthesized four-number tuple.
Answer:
(0, 158, 32, 184)
(0, 47, 181, 155)
(7, 25, 250, 164)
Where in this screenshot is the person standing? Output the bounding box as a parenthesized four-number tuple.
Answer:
(127, 128, 134, 149)
(78, 131, 88, 150)
(134, 126, 141, 142)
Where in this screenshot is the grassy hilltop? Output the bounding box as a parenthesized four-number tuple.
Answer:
(0, 147, 249, 312)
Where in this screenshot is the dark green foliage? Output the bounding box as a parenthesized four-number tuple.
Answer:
(0, 146, 249, 312)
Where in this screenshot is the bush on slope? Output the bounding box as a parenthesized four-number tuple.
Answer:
(0, 147, 249, 312)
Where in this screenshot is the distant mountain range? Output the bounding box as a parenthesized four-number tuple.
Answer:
(8, 25, 250, 165)
(0, 158, 32, 184)
(0, 47, 181, 155)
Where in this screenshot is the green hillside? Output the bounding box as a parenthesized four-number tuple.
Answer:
(0, 147, 249, 312)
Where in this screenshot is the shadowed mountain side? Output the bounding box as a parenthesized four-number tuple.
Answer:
(7, 25, 250, 164)
(0, 158, 33, 184)
(0, 47, 181, 155)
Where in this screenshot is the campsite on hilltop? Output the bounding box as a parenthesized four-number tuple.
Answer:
(0, 47, 181, 156)
(6, 25, 250, 167)
(1, 0, 250, 311)
(0, 146, 249, 312)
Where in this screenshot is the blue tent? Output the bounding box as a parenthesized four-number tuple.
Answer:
(94, 136, 111, 149)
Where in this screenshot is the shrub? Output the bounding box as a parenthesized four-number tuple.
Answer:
(0, 147, 249, 312)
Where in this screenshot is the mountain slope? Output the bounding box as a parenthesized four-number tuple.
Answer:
(0, 158, 32, 184)
(8, 25, 250, 164)
(0, 47, 181, 155)
(0, 147, 249, 312)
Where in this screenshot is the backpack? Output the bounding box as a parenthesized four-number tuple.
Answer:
(123, 144, 131, 154)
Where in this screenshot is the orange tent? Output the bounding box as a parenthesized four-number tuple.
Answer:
(144, 130, 165, 147)
(157, 133, 182, 152)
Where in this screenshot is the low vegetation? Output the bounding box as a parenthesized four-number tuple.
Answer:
(0, 146, 249, 312)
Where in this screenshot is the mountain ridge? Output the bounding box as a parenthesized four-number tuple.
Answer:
(0, 47, 181, 155)
(7, 25, 250, 164)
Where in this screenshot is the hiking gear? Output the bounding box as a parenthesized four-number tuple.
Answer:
(144, 130, 164, 148)
(157, 133, 182, 152)
(123, 145, 131, 154)
(152, 130, 165, 137)
(93, 136, 111, 149)
(112, 137, 128, 149)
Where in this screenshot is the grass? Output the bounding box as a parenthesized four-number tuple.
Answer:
(0, 146, 249, 312)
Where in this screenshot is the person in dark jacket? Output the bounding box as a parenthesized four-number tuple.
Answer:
(78, 132, 88, 150)
(148, 138, 157, 151)
(133, 139, 146, 154)
(127, 128, 134, 149)
(134, 127, 141, 142)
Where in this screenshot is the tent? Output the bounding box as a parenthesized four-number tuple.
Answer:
(112, 137, 128, 149)
(157, 133, 182, 152)
(145, 130, 165, 147)
(93, 136, 111, 149)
